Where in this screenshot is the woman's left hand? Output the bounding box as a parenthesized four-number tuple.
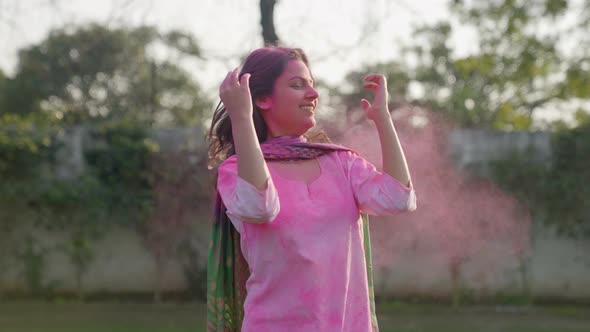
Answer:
(361, 74, 390, 122)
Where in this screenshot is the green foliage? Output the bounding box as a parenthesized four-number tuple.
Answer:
(0, 114, 58, 263)
(564, 64, 590, 99)
(546, 123, 590, 236)
(2, 24, 210, 127)
(30, 176, 111, 230)
(490, 123, 590, 237)
(0, 114, 55, 178)
(83, 121, 158, 225)
(404, 0, 589, 129)
(574, 109, 590, 126)
(17, 235, 58, 296)
(327, 0, 588, 130)
(0, 118, 159, 297)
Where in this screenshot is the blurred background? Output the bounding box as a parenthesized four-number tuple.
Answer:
(1, 0, 589, 331)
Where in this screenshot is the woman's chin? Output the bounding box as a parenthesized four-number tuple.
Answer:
(303, 118, 316, 132)
(281, 118, 316, 136)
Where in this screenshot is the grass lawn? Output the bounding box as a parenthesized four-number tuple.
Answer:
(1, 301, 589, 332)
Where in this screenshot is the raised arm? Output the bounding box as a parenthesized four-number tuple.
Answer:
(360, 74, 412, 186)
(220, 67, 270, 190)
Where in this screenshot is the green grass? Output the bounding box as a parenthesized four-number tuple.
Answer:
(1, 301, 589, 332)
(377, 304, 590, 332)
(0, 302, 206, 332)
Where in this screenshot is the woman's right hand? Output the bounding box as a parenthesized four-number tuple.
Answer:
(219, 67, 252, 123)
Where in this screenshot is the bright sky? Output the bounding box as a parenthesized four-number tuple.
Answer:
(0, 0, 477, 95)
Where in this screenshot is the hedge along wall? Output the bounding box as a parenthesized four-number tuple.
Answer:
(0, 122, 213, 301)
(1, 120, 589, 302)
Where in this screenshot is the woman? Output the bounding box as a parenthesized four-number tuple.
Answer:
(207, 46, 416, 332)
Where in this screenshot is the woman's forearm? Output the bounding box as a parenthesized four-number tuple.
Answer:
(374, 113, 412, 186)
(232, 118, 271, 190)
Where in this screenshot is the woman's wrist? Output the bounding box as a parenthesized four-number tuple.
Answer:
(230, 114, 256, 130)
(372, 109, 392, 128)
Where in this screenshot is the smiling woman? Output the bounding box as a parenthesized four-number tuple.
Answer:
(206, 46, 416, 332)
(256, 59, 320, 138)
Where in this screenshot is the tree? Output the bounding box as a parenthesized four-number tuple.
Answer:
(260, 0, 280, 46)
(404, 0, 590, 129)
(2, 24, 210, 127)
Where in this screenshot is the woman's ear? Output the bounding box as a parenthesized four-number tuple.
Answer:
(255, 96, 272, 111)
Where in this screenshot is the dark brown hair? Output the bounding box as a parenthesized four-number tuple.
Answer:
(207, 47, 327, 168)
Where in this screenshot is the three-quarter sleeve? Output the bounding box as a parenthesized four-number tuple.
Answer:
(338, 151, 416, 216)
(217, 156, 280, 227)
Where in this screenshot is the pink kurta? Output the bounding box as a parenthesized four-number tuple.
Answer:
(217, 150, 416, 332)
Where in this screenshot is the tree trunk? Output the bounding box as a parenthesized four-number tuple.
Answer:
(260, 0, 280, 46)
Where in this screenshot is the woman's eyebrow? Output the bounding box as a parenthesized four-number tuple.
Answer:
(288, 76, 314, 85)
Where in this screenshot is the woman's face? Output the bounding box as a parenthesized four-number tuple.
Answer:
(258, 60, 320, 138)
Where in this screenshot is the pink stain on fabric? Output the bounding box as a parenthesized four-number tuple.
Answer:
(217, 148, 414, 331)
